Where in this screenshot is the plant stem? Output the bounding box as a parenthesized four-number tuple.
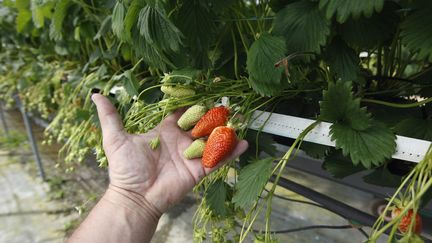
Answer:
(239, 200, 264, 243)
(362, 97, 432, 108)
(231, 30, 240, 79)
(236, 22, 250, 53)
(264, 121, 320, 241)
(377, 46, 382, 77)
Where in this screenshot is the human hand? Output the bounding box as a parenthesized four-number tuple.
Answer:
(92, 94, 248, 216)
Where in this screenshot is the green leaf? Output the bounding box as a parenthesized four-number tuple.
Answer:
(340, 2, 400, 48)
(368, 103, 421, 128)
(206, 0, 234, 13)
(162, 68, 202, 85)
(248, 76, 288, 97)
(144, 0, 163, 8)
(123, 70, 139, 97)
(32, 8, 44, 28)
(205, 179, 227, 216)
(321, 80, 394, 175)
(394, 118, 432, 141)
(322, 150, 365, 178)
(123, 0, 144, 41)
(319, 0, 384, 23)
(247, 34, 286, 84)
(274, 1, 330, 54)
(137, 5, 183, 52)
(94, 16, 112, 40)
(400, 0, 432, 62)
(324, 37, 360, 82)
(31, 1, 44, 28)
(175, 1, 215, 67)
(132, 30, 174, 71)
(54, 43, 69, 56)
(331, 122, 396, 168)
(320, 82, 353, 123)
(15, 0, 31, 33)
(111, 1, 126, 40)
(232, 158, 273, 209)
(120, 44, 132, 61)
(320, 81, 371, 131)
(76, 22, 96, 41)
(301, 142, 330, 159)
(75, 108, 91, 122)
(49, 0, 73, 40)
(15, 0, 29, 9)
(16, 9, 32, 33)
(246, 34, 286, 96)
(30, 1, 53, 29)
(363, 167, 402, 188)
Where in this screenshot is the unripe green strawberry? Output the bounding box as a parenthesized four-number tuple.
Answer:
(177, 105, 207, 130)
(184, 139, 206, 159)
(161, 85, 195, 97)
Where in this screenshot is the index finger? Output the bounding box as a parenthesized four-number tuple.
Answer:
(92, 94, 126, 141)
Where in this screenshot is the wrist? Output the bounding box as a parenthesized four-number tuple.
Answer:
(69, 185, 162, 242)
(104, 184, 162, 223)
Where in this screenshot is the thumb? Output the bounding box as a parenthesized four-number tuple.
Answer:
(92, 94, 125, 142)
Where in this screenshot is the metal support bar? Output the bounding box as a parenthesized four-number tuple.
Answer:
(14, 96, 46, 181)
(273, 176, 393, 235)
(0, 101, 9, 136)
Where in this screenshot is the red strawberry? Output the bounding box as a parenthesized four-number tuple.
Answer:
(202, 126, 236, 168)
(191, 106, 230, 138)
(391, 208, 422, 234)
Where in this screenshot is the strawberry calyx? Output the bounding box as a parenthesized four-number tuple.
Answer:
(226, 121, 245, 132)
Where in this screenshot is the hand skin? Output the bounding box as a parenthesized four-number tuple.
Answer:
(68, 94, 248, 243)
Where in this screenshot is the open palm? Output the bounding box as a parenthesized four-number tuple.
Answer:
(92, 94, 248, 214)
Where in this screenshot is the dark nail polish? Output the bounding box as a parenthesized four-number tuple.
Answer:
(91, 88, 101, 94)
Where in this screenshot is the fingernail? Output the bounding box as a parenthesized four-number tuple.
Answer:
(91, 89, 101, 103)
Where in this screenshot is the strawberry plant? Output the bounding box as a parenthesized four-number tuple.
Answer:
(1, 0, 432, 242)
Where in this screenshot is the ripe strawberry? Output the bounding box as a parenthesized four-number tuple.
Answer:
(161, 85, 195, 97)
(191, 106, 230, 138)
(391, 208, 422, 234)
(183, 139, 206, 159)
(202, 126, 236, 168)
(177, 105, 207, 130)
